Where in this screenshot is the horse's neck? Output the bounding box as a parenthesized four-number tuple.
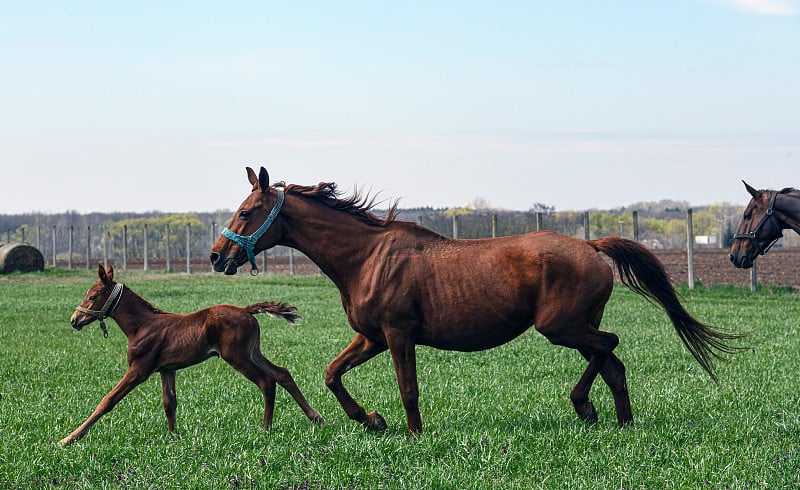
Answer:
(280, 198, 387, 288)
(778, 192, 800, 234)
(109, 290, 159, 337)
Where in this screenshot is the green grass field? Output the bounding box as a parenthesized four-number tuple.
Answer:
(1, 269, 798, 489)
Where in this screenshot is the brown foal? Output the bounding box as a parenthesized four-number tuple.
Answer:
(60, 264, 324, 445)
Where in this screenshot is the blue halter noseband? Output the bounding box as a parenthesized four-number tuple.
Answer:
(221, 188, 284, 275)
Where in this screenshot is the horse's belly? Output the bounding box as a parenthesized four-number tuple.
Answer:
(416, 319, 533, 352)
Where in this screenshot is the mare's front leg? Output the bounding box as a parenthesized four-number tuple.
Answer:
(325, 333, 388, 430)
(160, 371, 177, 433)
(384, 329, 422, 434)
(59, 367, 149, 445)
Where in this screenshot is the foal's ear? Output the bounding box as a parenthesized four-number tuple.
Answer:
(743, 180, 759, 199)
(98, 263, 114, 283)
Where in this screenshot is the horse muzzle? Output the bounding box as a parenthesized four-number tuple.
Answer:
(70, 312, 89, 330)
(729, 253, 753, 269)
(210, 254, 240, 275)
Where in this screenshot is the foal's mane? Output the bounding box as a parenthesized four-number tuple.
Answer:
(119, 284, 165, 315)
(275, 181, 399, 226)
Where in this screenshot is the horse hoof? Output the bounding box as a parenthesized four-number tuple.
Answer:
(579, 402, 598, 424)
(366, 411, 387, 431)
(312, 413, 326, 427)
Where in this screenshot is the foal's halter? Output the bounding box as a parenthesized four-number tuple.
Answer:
(76, 282, 124, 338)
(220, 188, 284, 275)
(733, 190, 783, 256)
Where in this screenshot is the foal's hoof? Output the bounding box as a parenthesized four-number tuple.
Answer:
(311, 412, 326, 427)
(366, 411, 388, 431)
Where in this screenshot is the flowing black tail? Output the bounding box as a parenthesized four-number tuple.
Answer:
(247, 301, 302, 324)
(589, 237, 747, 383)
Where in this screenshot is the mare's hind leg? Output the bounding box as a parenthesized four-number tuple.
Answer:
(160, 371, 178, 433)
(579, 349, 632, 427)
(541, 324, 621, 425)
(325, 333, 388, 431)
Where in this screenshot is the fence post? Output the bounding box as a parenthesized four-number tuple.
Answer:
(165, 224, 171, 272)
(86, 225, 91, 270)
(686, 209, 695, 289)
(536, 212, 543, 231)
(103, 227, 108, 269)
(36, 226, 41, 249)
(21, 226, 25, 243)
(452, 215, 459, 239)
(492, 214, 497, 238)
(123, 225, 128, 270)
(262, 250, 267, 273)
(5, 229, 9, 243)
(632, 211, 639, 242)
(186, 223, 191, 274)
(144, 223, 149, 271)
(52, 225, 57, 267)
(68, 225, 73, 269)
(289, 248, 295, 274)
(583, 212, 590, 240)
(750, 261, 758, 292)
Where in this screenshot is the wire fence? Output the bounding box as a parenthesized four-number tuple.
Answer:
(2, 209, 797, 290)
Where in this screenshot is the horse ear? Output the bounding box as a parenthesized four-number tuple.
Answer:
(98, 263, 108, 283)
(246, 167, 259, 190)
(258, 167, 270, 193)
(106, 264, 114, 281)
(742, 180, 759, 199)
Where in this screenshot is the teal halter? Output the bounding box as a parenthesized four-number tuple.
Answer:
(221, 188, 284, 275)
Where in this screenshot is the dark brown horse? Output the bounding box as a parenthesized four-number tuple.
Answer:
(730, 181, 800, 269)
(61, 264, 324, 445)
(210, 167, 744, 434)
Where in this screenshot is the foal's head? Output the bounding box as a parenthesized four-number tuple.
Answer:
(70, 264, 123, 335)
(210, 167, 285, 275)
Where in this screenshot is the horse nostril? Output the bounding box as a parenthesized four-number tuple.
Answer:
(729, 254, 735, 263)
(209, 253, 219, 265)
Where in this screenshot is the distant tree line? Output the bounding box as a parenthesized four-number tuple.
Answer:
(1, 199, 797, 269)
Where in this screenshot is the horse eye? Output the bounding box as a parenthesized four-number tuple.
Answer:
(89, 295, 97, 300)
(239, 210, 252, 220)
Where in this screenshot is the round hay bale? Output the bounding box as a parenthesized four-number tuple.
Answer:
(0, 243, 45, 273)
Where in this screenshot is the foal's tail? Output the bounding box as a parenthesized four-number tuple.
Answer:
(589, 236, 746, 384)
(247, 302, 302, 324)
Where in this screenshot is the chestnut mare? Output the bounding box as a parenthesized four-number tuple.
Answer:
(61, 264, 324, 445)
(730, 181, 800, 269)
(210, 167, 744, 434)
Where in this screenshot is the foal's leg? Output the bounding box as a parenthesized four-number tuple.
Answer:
(160, 371, 177, 433)
(251, 348, 325, 426)
(223, 346, 323, 429)
(325, 333, 388, 430)
(59, 368, 149, 445)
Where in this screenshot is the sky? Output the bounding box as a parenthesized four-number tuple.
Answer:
(1, 1, 798, 214)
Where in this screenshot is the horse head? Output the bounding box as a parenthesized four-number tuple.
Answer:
(729, 181, 784, 269)
(70, 264, 124, 336)
(210, 167, 285, 275)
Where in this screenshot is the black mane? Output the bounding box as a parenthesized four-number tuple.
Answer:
(275, 181, 399, 227)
